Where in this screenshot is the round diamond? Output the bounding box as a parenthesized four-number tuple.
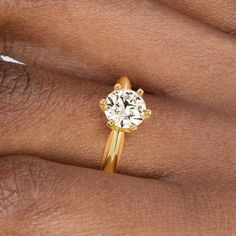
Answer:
(104, 89, 147, 129)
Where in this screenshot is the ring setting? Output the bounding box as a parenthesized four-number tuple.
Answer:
(99, 76, 151, 173)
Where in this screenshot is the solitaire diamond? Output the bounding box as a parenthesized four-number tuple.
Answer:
(104, 89, 147, 129)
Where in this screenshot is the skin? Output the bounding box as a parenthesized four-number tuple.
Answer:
(159, 0, 236, 33)
(0, 0, 235, 235)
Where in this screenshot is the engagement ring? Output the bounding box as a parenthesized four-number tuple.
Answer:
(99, 76, 151, 173)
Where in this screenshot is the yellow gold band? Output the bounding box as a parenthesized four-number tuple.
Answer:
(101, 129, 125, 172)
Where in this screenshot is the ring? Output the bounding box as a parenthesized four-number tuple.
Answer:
(99, 76, 151, 173)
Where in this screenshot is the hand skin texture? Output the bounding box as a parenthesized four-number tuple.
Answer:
(0, 0, 236, 236)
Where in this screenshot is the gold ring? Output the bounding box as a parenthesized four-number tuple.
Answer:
(99, 76, 151, 173)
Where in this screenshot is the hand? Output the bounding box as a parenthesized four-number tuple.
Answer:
(0, 1, 235, 235)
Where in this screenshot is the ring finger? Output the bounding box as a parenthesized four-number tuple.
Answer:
(0, 62, 235, 184)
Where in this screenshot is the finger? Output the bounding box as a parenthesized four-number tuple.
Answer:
(159, 0, 236, 33)
(1, 156, 235, 236)
(0, 62, 236, 184)
(0, 0, 236, 114)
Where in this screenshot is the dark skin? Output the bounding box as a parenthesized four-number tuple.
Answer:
(0, 1, 236, 235)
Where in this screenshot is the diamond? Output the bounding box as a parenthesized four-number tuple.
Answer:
(104, 89, 147, 129)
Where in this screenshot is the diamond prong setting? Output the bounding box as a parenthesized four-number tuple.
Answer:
(114, 83, 122, 90)
(99, 99, 107, 111)
(143, 109, 152, 120)
(137, 88, 144, 96)
(101, 86, 150, 132)
(106, 119, 116, 129)
(128, 124, 137, 133)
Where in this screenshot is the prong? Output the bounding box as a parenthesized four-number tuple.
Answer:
(99, 99, 107, 111)
(106, 120, 116, 129)
(114, 83, 122, 90)
(143, 109, 151, 120)
(137, 88, 144, 96)
(128, 124, 137, 133)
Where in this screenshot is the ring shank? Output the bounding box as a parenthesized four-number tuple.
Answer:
(101, 129, 125, 172)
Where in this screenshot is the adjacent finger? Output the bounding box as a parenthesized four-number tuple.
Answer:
(159, 0, 236, 33)
(1, 156, 235, 235)
(0, 0, 236, 114)
(0, 62, 236, 184)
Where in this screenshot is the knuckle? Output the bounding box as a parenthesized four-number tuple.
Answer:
(0, 156, 58, 234)
(0, 156, 20, 215)
(0, 62, 58, 125)
(0, 62, 32, 122)
(0, 156, 56, 219)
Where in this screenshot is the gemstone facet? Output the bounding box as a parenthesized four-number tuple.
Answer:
(104, 89, 147, 129)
